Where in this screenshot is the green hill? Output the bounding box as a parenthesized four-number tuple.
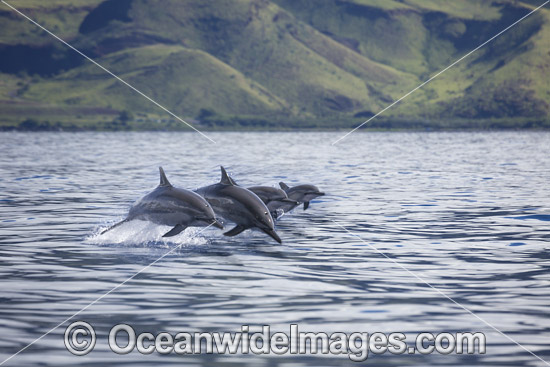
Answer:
(0, 0, 548, 130)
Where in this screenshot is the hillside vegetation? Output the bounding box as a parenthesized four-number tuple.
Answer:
(0, 0, 548, 130)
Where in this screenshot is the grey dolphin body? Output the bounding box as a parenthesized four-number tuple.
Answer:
(272, 182, 325, 213)
(101, 167, 223, 237)
(195, 167, 282, 244)
(247, 186, 298, 219)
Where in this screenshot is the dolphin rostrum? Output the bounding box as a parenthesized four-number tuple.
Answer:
(275, 182, 325, 212)
(101, 167, 223, 237)
(195, 167, 282, 243)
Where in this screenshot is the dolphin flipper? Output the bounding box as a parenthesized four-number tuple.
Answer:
(101, 219, 129, 235)
(271, 209, 283, 220)
(303, 201, 310, 210)
(162, 224, 187, 237)
(224, 225, 246, 237)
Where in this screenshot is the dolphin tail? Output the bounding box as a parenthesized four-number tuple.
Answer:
(224, 225, 246, 237)
(260, 227, 282, 244)
(279, 182, 290, 191)
(162, 224, 187, 237)
(101, 218, 129, 235)
(303, 201, 310, 210)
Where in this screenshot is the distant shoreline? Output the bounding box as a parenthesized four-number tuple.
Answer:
(2, 126, 550, 133)
(1, 117, 549, 132)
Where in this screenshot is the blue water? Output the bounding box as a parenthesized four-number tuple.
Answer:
(1, 131, 549, 366)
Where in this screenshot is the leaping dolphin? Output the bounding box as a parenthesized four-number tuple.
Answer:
(275, 182, 325, 212)
(195, 167, 282, 244)
(101, 167, 223, 237)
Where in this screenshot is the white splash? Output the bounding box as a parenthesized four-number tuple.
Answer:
(86, 219, 209, 247)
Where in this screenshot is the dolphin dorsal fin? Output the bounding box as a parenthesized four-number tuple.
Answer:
(279, 182, 290, 191)
(159, 167, 172, 187)
(220, 166, 236, 186)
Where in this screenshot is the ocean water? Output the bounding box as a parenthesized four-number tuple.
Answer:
(0, 131, 549, 366)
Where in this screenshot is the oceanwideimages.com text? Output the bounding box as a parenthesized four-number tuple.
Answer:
(65, 322, 486, 362)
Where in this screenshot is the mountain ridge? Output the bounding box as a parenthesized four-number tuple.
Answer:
(0, 0, 548, 130)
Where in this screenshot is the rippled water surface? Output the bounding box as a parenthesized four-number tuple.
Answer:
(1, 131, 549, 366)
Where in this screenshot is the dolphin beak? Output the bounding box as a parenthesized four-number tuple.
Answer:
(212, 219, 224, 229)
(318, 192, 325, 196)
(261, 227, 282, 244)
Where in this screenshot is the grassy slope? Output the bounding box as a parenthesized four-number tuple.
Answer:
(0, 0, 104, 45)
(273, 0, 550, 121)
(24, 44, 290, 117)
(273, 0, 500, 75)
(115, 0, 418, 116)
(422, 4, 550, 120)
(0, 0, 107, 125)
(0, 0, 548, 129)
(2, 0, 417, 121)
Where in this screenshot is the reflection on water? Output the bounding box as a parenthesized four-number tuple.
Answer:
(0, 131, 549, 366)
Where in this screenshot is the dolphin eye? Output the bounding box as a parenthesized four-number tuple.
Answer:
(264, 211, 268, 215)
